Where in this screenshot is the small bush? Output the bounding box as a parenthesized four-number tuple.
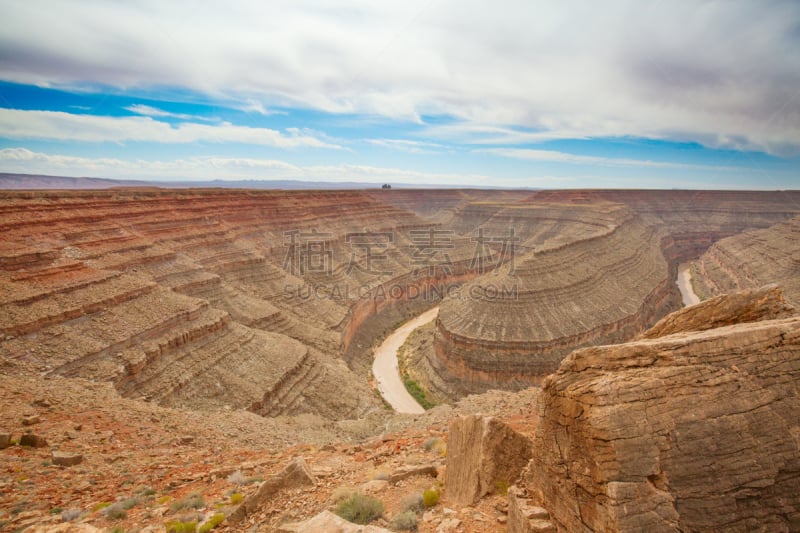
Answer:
(229, 493, 243, 505)
(158, 495, 171, 505)
(400, 492, 423, 513)
(334, 493, 384, 525)
(120, 497, 140, 510)
(331, 486, 355, 503)
(110, 526, 125, 533)
(61, 509, 82, 522)
(422, 489, 439, 508)
(166, 520, 198, 533)
(226, 470, 246, 485)
(140, 487, 157, 497)
(105, 503, 127, 520)
(422, 437, 446, 457)
(495, 480, 510, 496)
(49, 507, 62, 515)
(92, 502, 111, 512)
(171, 493, 205, 512)
(198, 513, 225, 533)
(391, 509, 418, 531)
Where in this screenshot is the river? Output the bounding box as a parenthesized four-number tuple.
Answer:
(676, 262, 700, 307)
(371, 306, 439, 414)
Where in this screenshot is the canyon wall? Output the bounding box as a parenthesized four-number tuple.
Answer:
(430, 191, 800, 395)
(692, 215, 800, 306)
(0, 189, 437, 418)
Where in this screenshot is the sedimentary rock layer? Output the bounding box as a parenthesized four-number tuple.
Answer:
(692, 215, 800, 306)
(431, 191, 800, 395)
(434, 208, 677, 393)
(0, 188, 432, 417)
(521, 291, 800, 532)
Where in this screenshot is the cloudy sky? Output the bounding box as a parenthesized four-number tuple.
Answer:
(0, 0, 798, 188)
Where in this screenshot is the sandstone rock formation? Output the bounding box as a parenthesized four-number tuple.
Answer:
(445, 415, 532, 505)
(279, 510, 392, 532)
(641, 283, 795, 339)
(519, 289, 800, 532)
(431, 190, 800, 396)
(692, 215, 800, 306)
(229, 457, 317, 523)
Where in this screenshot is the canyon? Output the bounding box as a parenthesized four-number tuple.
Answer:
(2, 184, 800, 532)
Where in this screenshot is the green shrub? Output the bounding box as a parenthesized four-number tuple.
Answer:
(92, 502, 111, 512)
(400, 493, 423, 513)
(495, 480, 510, 496)
(401, 374, 435, 410)
(165, 520, 197, 533)
(105, 503, 127, 520)
(198, 513, 225, 533)
(391, 509, 418, 531)
(334, 493, 384, 525)
(170, 493, 205, 512)
(422, 489, 439, 508)
(49, 507, 62, 515)
(229, 492, 243, 505)
(331, 486, 355, 503)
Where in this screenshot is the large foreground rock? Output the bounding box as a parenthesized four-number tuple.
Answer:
(642, 283, 794, 339)
(229, 457, 316, 523)
(445, 415, 532, 505)
(524, 313, 800, 532)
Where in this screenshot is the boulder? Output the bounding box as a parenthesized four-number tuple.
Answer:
(507, 486, 555, 533)
(229, 457, 316, 523)
(524, 314, 800, 532)
(19, 433, 48, 448)
(445, 415, 532, 505)
(278, 510, 391, 532)
(389, 464, 438, 484)
(0, 432, 11, 449)
(52, 451, 83, 467)
(642, 284, 794, 339)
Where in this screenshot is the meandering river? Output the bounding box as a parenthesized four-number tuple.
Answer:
(371, 306, 439, 414)
(676, 262, 701, 307)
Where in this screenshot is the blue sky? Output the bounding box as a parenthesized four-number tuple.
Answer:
(0, 1, 798, 188)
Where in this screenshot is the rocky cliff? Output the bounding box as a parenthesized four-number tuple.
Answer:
(692, 215, 800, 306)
(0, 189, 438, 418)
(430, 191, 800, 396)
(518, 288, 800, 532)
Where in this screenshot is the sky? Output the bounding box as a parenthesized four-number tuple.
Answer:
(0, 0, 798, 189)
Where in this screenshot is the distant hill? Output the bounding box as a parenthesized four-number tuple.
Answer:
(0, 173, 536, 190)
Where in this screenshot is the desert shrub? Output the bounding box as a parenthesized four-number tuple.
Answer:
(422, 437, 446, 457)
(49, 507, 62, 515)
(229, 492, 243, 505)
(400, 492, 423, 513)
(140, 487, 157, 497)
(331, 486, 355, 503)
(120, 496, 140, 510)
(422, 488, 440, 508)
(170, 493, 205, 512)
(166, 519, 198, 533)
(391, 510, 419, 531)
(226, 470, 246, 485)
(334, 493, 384, 525)
(92, 502, 111, 512)
(105, 503, 127, 520)
(198, 513, 225, 533)
(110, 526, 125, 533)
(61, 509, 82, 522)
(495, 480, 510, 496)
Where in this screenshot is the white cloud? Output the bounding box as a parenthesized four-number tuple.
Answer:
(477, 148, 740, 171)
(0, 1, 799, 154)
(0, 147, 488, 185)
(366, 138, 449, 154)
(125, 104, 216, 122)
(0, 109, 342, 149)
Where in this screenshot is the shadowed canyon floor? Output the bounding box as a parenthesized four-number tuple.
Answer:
(2, 186, 800, 531)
